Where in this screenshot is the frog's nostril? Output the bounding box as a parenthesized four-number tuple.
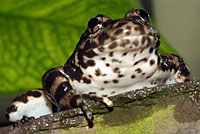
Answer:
(148, 26, 158, 34)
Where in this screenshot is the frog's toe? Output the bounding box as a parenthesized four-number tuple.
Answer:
(81, 105, 94, 121)
(82, 94, 114, 112)
(28, 116, 35, 121)
(103, 97, 113, 107)
(20, 116, 29, 124)
(88, 120, 94, 128)
(80, 104, 94, 128)
(13, 122, 18, 127)
(20, 116, 35, 124)
(85, 113, 94, 128)
(103, 97, 114, 112)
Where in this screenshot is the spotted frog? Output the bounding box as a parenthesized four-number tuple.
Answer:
(6, 9, 191, 127)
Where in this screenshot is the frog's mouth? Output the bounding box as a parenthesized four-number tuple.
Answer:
(99, 34, 159, 53)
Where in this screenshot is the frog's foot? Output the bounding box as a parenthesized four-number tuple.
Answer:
(82, 94, 114, 112)
(20, 116, 35, 124)
(69, 95, 94, 128)
(10, 116, 35, 127)
(69, 94, 113, 128)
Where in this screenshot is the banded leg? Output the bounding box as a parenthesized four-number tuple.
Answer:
(42, 66, 114, 127)
(42, 67, 95, 127)
(160, 54, 192, 82)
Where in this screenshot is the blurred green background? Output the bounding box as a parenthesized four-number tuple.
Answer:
(0, 0, 140, 94)
(0, 0, 176, 94)
(0, 0, 199, 126)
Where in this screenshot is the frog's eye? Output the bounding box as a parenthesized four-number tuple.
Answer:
(137, 9, 149, 24)
(125, 9, 150, 24)
(88, 17, 102, 33)
(88, 18, 101, 29)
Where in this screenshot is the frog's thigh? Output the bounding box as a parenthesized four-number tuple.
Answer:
(6, 89, 53, 123)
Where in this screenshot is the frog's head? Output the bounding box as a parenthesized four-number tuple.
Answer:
(71, 9, 160, 69)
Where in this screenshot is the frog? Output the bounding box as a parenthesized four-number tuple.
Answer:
(6, 9, 191, 128)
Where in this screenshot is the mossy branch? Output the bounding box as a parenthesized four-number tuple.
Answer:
(0, 80, 200, 134)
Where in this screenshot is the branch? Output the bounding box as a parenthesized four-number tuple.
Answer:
(0, 80, 200, 134)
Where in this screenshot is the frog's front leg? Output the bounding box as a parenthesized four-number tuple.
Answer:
(160, 54, 192, 82)
(42, 66, 113, 127)
(66, 94, 113, 127)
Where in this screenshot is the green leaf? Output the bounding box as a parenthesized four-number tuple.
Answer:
(0, 0, 175, 93)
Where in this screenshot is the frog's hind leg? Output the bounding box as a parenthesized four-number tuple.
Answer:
(5, 89, 53, 125)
